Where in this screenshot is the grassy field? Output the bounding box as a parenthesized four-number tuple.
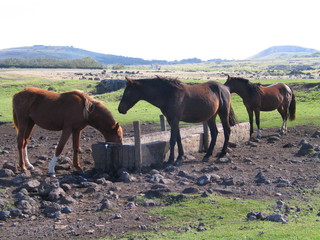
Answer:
(1, 71, 320, 130)
(120, 193, 320, 240)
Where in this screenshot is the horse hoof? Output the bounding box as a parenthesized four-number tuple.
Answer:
(174, 159, 183, 166)
(48, 172, 56, 178)
(21, 169, 31, 178)
(202, 157, 209, 162)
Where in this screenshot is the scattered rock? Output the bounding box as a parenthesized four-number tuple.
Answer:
(267, 213, 288, 223)
(0, 169, 15, 178)
(0, 210, 10, 220)
(100, 199, 115, 211)
(182, 187, 199, 194)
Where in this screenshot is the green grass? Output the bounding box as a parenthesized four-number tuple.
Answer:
(113, 194, 320, 240)
(1, 73, 320, 128)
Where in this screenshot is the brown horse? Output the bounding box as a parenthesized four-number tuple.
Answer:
(224, 76, 296, 138)
(118, 76, 236, 164)
(13, 87, 123, 176)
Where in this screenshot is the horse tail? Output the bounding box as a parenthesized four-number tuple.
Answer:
(229, 105, 237, 126)
(217, 83, 237, 127)
(289, 91, 296, 121)
(12, 94, 19, 132)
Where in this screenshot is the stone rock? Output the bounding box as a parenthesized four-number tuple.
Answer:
(143, 199, 160, 207)
(2, 162, 17, 172)
(247, 211, 268, 220)
(15, 200, 33, 213)
(178, 170, 196, 180)
(0, 199, 4, 209)
(0, 169, 15, 178)
(182, 187, 199, 194)
(118, 171, 134, 183)
(61, 206, 73, 214)
(10, 208, 23, 218)
(149, 173, 164, 183)
(59, 196, 76, 205)
(197, 174, 212, 186)
(0, 210, 10, 220)
(312, 130, 320, 138)
(60, 183, 72, 192)
(22, 179, 40, 192)
(255, 172, 269, 184)
(164, 165, 178, 172)
(267, 213, 288, 223)
(145, 186, 171, 198)
(100, 199, 115, 211)
(216, 157, 232, 164)
(38, 178, 60, 197)
(267, 136, 281, 143)
(43, 202, 62, 217)
(48, 187, 66, 202)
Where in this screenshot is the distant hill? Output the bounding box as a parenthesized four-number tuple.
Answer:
(250, 45, 318, 59)
(0, 45, 201, 65)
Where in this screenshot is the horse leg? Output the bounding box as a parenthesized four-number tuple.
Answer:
(176, 128, 184, 162)
(219, 111, 231, 158)
(277, 106, 287, 135)
(167, 119, 179, 164)
(23, 120, 35, 170)
(202, 116, 218, 162)
(48, 128, 72, 177)
(254, 110, 262, 138)
(246, 108, 254, 137)
(17, 129, 27, 172)
(16, 119, 34, 172)
(72, 129, 83, 171)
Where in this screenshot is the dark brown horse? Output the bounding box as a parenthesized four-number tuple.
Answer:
(224, 76, 296, 138)
(13, 87, 123, 176)
(118, 76, 236, 164)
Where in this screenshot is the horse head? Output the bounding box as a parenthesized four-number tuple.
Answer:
(118, 77, 141, 114)
(105, 122, 123, 144)
(224, 75, 235, 93)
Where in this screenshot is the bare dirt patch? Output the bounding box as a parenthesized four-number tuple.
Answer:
(0, 123, 320, 240)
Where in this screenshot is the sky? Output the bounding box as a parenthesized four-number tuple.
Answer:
(1, 0, 319, 61)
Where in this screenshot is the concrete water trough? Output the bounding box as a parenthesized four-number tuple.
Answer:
(92, 116, 250, 173)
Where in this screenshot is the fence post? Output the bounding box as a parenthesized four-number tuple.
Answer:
(133, 120, 142, 170)
(160, 115, 167, 131)
(202, 122, 209, 151)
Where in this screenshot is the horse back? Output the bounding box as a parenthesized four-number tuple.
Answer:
(13, 87, 89, 130)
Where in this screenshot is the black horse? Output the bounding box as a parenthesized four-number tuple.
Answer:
(118, 76, 236, 164)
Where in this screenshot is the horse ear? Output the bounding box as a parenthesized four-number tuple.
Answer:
(113, 122, 120, 130)
(125, 76, 133, 85)
(227, 75, 231, 80)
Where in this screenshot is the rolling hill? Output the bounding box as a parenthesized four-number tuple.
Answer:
(0, 45, 201, 65)
(250, 45, 318, 59)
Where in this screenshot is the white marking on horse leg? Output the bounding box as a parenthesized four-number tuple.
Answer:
(24, 146, 34, 170)
(48, 155, 57, 176)
(257, 129, 262, 139)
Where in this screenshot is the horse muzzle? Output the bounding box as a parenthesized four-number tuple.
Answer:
(118, 105, 127, 114)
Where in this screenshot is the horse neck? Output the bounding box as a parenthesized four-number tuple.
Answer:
(88, 104, 116, 140)
(233, 82, 252, 99)
(139, 82, 167, 109)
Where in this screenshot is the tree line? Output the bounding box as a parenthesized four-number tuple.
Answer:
(0, 57, 104, 69)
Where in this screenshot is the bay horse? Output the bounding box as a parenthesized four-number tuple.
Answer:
(118, 76, 237, 164)
(224, 76, 296, 138)
(13, 87, 123, 177)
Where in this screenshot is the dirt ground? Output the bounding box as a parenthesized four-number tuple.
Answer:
(0, 122, 320, 240)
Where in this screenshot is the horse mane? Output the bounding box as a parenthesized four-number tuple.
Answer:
(230, 77, 262, 95)
(70, 90, 100, 120)
(143, 76, 185, 89)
